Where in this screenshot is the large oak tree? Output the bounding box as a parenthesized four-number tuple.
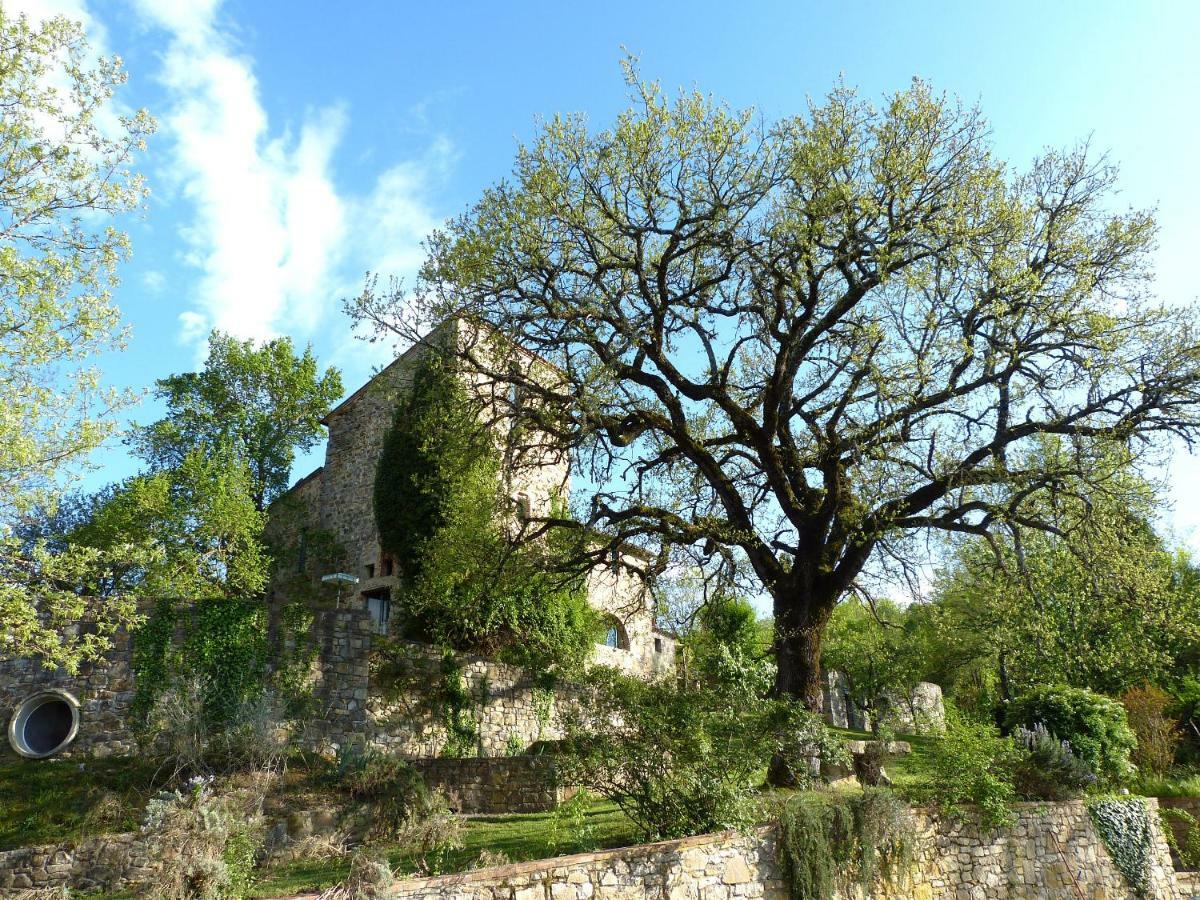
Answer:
(350, 71, 1200, 716)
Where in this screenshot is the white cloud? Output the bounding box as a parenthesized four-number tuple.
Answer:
(131, 0, 449, 348)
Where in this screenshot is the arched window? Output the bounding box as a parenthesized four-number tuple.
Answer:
(602, 615, 628, 650)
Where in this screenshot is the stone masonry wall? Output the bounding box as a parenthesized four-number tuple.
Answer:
(410, 757, 575, 814)
(389, 800, 1183, 900)
(0, 799, 1188, 896)
(365, 640, 582, 758)
(0, 625, 136, 758)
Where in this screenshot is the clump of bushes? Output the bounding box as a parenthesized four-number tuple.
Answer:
(558, 667, 842, 840)
(907, 707, 1022, 828)
(1122, 684, 1182, 776)
(1011, 722, 1097, 801)
(1003, 685, 1136, 784)
(140, 775, 265, 900)
(776, 788, 914, 900)
(334, 748, 463, 861)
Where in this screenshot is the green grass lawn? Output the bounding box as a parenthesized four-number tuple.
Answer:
(0, 752, 161, 849)
(250, 799, 640, 898)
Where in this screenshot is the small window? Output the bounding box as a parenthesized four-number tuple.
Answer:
(514, 493, 531, 520)
(380, 555, 394, 577)
(602, 616, 628, 651)
(654, 637, 663, 654)
(365, 563, 375, 579)
(296, 530, 308, 574)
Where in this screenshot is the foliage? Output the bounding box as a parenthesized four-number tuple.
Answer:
(437, 653, 479, 758)
(134, 332, 342, 511)
(931, 449, 1200, 702)
(907, 708, 1020, 829)
(1010, 723, 1097, 801)
(0, 9, 152, 519)
(374, 350, 598, 673)
(134, 597, 271, 731)
(1088, 797, 1155, 896)
(1161, 806, 1200, 870)
(776, 788, 915, 900)
(558, 666, 840, 840)
(140, 775, 265, 899)
(680, 593, 773, 691)
(547, 789, 599, 855)
(1004, 685, 1136, 785)
(822, 598, 932, 732)
(70, 445, 270, 599)
(1122, 684, 1182, 776)
(0, 8, 154, 669)
(352, 64, 1200, 714)
(333, 749, 463, 862)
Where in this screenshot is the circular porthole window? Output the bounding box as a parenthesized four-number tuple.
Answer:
(8, 690, 80, 758)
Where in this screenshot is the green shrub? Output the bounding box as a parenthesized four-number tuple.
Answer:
(1161, 806, 1200, 870)
(559, 667, 840, 841)
(1004, 685, 1136, 784)
(908, 707, 1020, 828)
(1122, 684, 1181, 776)
(1011, 723, 1097, 800)
(776, 788, 914, 900)
(335, 749, 431, 840)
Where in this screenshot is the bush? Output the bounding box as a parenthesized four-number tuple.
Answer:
(776, 788, 914, 900)
(1004, 685, 1136, 784)
(908, 707, 1020, 828)
(1122, 684, 1181, 776)
(1161, 806, 1200, 870)
(558, 667, 841, 840)
(334, 749, 463, 858)
(1011, 723, 1097, 800)
(139, 775, 265, 899)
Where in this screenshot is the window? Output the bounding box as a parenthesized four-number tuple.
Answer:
(365, 590, 391, 636)
(654, 637, 663, 654)
(365, 563, 375, 579)
(296, 529, 308, 574)
(514, 492, 531, 521)
(602, 616, 628, 651)
(380, 554, 394, 577)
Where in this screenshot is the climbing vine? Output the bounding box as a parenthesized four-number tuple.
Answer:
(439, 652, 478, 758)
(1088, 797, 1154, 896)
(776, 789, 915, 900)
(131, 597, 271, 728)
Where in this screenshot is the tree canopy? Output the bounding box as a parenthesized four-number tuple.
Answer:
(0, 10, 153, 668)
(351, 68, 1200, 718)
(134, 331, 342, 511)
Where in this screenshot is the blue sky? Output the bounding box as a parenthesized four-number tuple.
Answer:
(12, 0, 1200, 549)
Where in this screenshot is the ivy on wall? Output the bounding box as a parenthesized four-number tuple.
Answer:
(1088, 797, 1155, 896)
(131, 596, 278, 728)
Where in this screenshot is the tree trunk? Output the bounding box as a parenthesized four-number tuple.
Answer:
(768, 578, 839, 786)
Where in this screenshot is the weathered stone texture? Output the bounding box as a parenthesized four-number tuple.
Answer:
(388, 800, 1184, 900)
(0, 626, 136, 758)
(411, 757, 575, 814)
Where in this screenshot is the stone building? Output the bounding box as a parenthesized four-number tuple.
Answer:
(267, 318, 675, 678)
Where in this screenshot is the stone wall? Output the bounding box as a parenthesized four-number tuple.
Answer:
(364, 639, 581, 758)
(0, 626, 136, 758)
(411, 757, 575, 814)
(388, 800, 1184, 900)
(0, 832, 154, 894)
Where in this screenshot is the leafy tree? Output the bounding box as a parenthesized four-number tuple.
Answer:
(931, 443, 1200, 699)
(350, 67, 1200, 723)
(375, 350, 598, 672)
(822, 598, 930, 732)
(134, 331, 342, 511)
(0, 10, 153, 667)
(70, 444, 269, 599)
